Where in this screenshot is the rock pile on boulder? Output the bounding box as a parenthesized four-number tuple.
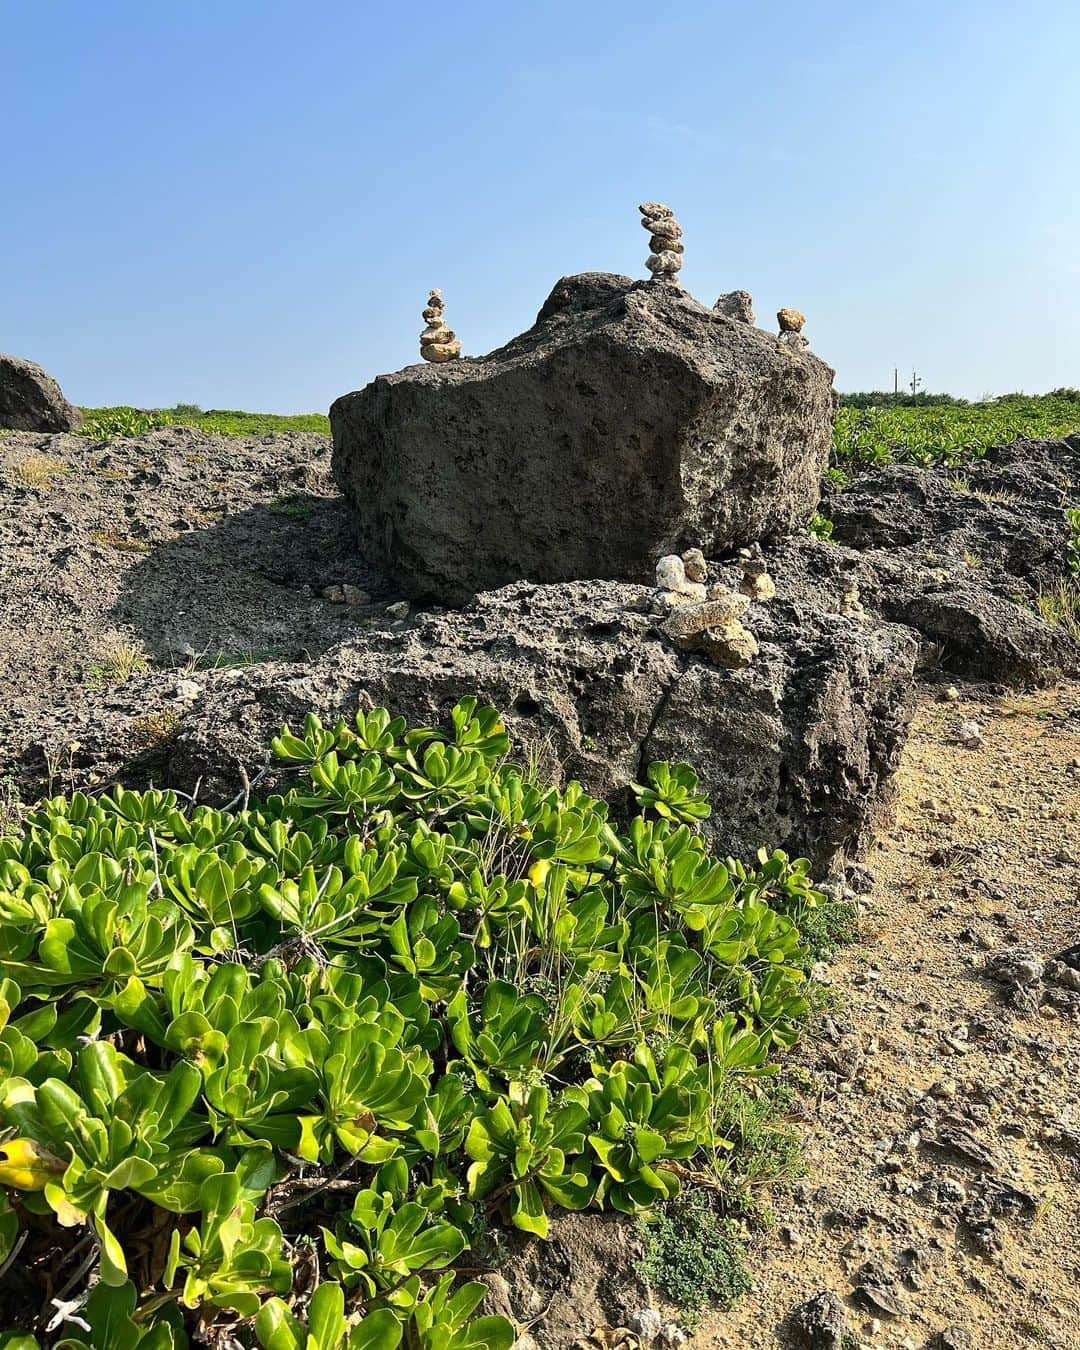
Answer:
(0, 353, 82, 432)
(331, 271, 836, 602)
(419, 288, 461, 363)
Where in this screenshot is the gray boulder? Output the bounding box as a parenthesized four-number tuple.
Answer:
(167, 575, 915, 872)
(0, 353, 82, 432)
(331, 273, 835, 602)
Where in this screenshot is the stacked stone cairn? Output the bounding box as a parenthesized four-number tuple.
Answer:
(650, 548, 766, 669)
(777, 307, 809, 352)
(419, 289, 462, 363)
(738, 547, 777, 601)
(640, 203, 684, 284)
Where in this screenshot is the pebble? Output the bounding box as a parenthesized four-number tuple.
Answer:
(175, 678, 201, 701)
(342, 584, 370, 606)
(957, 720, 984, 748)
(385, 600, 410, 620)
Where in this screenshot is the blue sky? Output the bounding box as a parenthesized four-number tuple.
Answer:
(3, 1, 1078, 410)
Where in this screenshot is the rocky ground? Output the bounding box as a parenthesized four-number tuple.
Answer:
(0, 426, 395, 789)
(698, 682, 1080, 1350)
(1, 426, 1078, 1348)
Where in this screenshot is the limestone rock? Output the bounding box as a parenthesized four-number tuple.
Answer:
(331, 273, 836, 601)
(655, 555, 687, 591)
(740, 558, 776, 601)
(0, 354, 82, 433)
(777, 307, 806, 333)
(681, 548, 708, 582)
(166, 576, 915, 871)
(714, 290, 755, 323)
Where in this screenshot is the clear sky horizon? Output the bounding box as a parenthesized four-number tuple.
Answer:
(4, 1, 1079, 411)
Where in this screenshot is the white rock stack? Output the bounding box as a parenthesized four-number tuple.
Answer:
(420, 289, 462, 364)
(651, 551, 759, 668)
(640, 203, 684, 285)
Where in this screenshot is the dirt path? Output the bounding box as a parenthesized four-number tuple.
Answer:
(700, 682, 1080, 1350)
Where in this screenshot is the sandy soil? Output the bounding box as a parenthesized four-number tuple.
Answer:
(698, 682, 1080, 1350)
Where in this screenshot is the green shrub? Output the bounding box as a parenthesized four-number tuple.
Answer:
(79, 406, 172, 440)
(0, 701, 824, 1345)
(636, 1188, 752, 1326)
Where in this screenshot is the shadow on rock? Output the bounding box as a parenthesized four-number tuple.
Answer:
(112, 495, 391, 665)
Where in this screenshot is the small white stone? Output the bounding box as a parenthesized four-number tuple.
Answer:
(175, 679, 201, 702)
(655, 555, 686, 591)
(958, 720, 984, 748)
(385, 600, 410, 621)
(630, 1308, 663, 1343)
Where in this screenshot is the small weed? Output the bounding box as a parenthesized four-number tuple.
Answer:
(637, 1189, 752, 1327)
(808, 512, 834, 541)
(87, 640, 150, 687)
(709, 1082, 804, 1208)
(92, 529, 151, 553)
(962, 548, 982, 570)
(1067, 506, 1080, 574)
(127, 709, 181, 752)
(798, 897, 860, 963)
(184, 646, 291, 672)
(1037, 582, 1080, 642)
(975, 486, 1017, 505)
(10, 455, 68, 488)
(0, 775, 25, 833)
(269, 494, 319, 521)
(947, 472, 972, 493)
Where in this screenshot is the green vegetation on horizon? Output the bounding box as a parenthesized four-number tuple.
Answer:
(0, 699, 839, 1347)
(833, 389, 1080, 468)
(78, 405, 331, 440)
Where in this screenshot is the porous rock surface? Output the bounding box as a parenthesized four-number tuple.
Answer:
(167, 574, 915, 871)
(0, 353, 82, 432)
(331, 273, 836, 601)
(822, 437, 1080, 683)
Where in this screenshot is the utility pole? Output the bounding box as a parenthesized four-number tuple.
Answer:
(894, 367, 899, 396)
(910, 368, 923, 397)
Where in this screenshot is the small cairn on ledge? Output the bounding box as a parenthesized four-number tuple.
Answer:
(419, 288, 462, 364)
(650, 550, 759, 669)
(777, 307, 809, 352)
(640, 202, 684, 285)
(739, 547, 776, 601)
(714, 290, 755, 324)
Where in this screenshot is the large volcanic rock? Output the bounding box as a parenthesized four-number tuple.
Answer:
(0, 353, 82, 432)
(821, 437, 1080, 683)
(331, 274, 836, 602)
(165, 576, 915, 873)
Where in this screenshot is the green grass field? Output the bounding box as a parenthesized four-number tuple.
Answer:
(78, 405, 331, 440)
(833, 390, 1080, 468)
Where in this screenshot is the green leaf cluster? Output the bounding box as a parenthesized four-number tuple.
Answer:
(0, 699, 824, 1346)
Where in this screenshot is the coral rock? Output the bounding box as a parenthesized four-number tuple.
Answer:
(714, 290, 755, 323)
(681, 548, 708, 582)
(777, 307, 806, 333)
